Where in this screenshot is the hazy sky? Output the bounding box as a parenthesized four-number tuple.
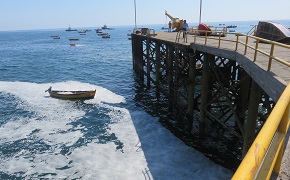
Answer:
(1, 0, 289, 31)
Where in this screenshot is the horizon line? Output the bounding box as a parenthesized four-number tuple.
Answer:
(1, 18, 289, 32)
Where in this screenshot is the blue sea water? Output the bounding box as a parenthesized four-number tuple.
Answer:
(0, 20, 289, 179)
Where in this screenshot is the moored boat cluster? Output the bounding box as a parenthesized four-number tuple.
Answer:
(51, 24, 113, 46)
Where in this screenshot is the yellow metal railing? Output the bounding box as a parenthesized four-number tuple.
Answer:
(188, 26, 228, 37)
(247, 25, 257, 35)
(232, 83, 290, 179)
(188, 30, 290, 71)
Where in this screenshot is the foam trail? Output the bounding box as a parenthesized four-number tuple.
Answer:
(0, 81, 232, 179)
(0, 81, 150, 179)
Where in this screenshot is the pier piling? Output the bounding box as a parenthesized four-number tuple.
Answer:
(131, 32, 286, 170)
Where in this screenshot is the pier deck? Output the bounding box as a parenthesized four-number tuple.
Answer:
(151, 32, 290, 102)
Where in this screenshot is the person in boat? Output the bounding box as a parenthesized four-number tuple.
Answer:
(182, 20, 188, 38)
(45, 86, 52, 92)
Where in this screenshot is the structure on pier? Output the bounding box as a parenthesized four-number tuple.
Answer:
(165, 11, 184, 30)
(256, 21, 290, 44)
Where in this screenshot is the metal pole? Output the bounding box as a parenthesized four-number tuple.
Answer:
(199, 0, 202, 25)
(134, 0, 137, 30)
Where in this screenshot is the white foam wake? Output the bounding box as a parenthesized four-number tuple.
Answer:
(0, 81, 232, 179)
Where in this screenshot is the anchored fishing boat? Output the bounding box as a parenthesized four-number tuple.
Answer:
(69, 38, 79, 41)
(45, 87, 96, 100)
(65, 25, 77, 32)
(102, 34, 110, 38)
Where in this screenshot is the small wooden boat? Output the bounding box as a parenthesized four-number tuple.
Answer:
(45, 87, 96, 100)
(78, 30, 86, 33)
(51, 35, 60, 39)
(95, 28, 102, 33)
(98, 33, 108, 36)
(102, 34, 110, 38)
(69, 38, 79, 41)
(226, 25, 237, 28)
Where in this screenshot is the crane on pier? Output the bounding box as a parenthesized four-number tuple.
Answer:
(165, 11, 184, 31)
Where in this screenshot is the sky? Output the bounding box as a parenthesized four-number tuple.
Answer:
(0, 0, 290, 31)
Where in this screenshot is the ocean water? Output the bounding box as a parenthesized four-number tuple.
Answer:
(1, 20, 288, 179)
(0, 25, 233, 179)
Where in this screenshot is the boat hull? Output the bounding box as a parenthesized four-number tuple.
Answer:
(46, 87, 96, 100)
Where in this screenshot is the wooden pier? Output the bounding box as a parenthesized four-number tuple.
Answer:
(131, 31, 290, 171)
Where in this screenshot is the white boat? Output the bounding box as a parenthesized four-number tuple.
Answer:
(65, 25, 77, 31)
(98, 33, 108, 36)
(95, 28, 102, 33)
(78, 30, 86, 33)
(51, 35, 60, 39)
(101, 24, 108, 29)
(102, 34, 110, 38)
(101, 24, 114, 30)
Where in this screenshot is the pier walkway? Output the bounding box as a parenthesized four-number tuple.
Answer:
(152, 32, 290, 102)
(132, 31, 290, 179)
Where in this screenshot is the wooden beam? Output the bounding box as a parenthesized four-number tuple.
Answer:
(155, 43, 161, 98)
(146, 38, 151, 87)
(186, 53, 197, 131)
(242, 81, 261, 157)
(167, 45, 174, 111)
(199, 53, 213, 132)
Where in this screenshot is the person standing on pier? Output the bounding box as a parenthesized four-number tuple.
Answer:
(182, 20, 188, 38)
(168, 21, 172, 32)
